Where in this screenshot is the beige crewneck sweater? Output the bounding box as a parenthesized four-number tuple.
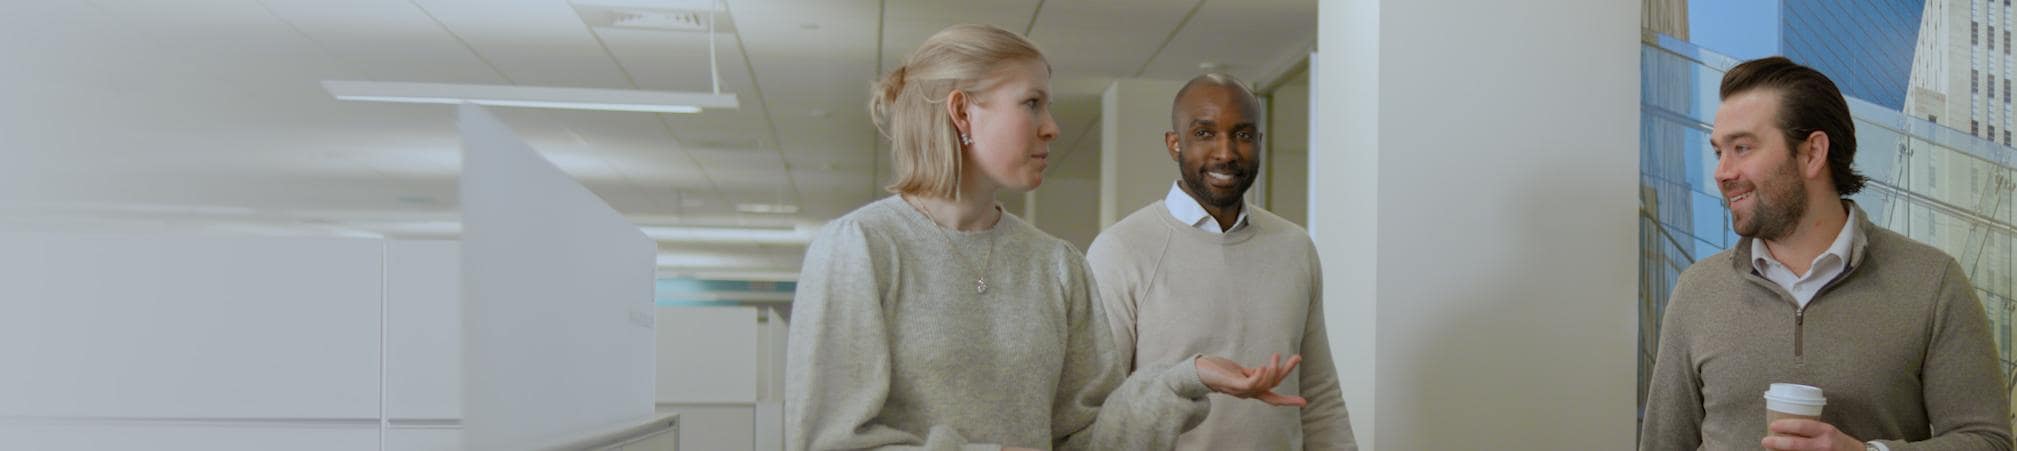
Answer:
(786, 196, 1212, 451)
(1087, 202, 1358, 450)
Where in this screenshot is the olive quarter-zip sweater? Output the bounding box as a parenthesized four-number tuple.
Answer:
(1640, 202, 2012, 451)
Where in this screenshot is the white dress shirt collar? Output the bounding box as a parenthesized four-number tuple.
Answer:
(1163, 181, 1249, 234)
(1750, 205, 1859, 307)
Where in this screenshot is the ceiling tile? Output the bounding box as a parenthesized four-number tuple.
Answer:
(1137, 0, 1317, 83)
(409, 0, 637, 88)
(263, 0, 507, 83)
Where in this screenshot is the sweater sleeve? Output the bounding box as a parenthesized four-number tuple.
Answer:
(1297, 253, 1359, 450)
(1051, 253, 1212, 451)
(1084, 234, 1140, 372)
(1639, 276, 1705, 451)
(1874, 259, 2013, 451)
(784, 220, 998, 451)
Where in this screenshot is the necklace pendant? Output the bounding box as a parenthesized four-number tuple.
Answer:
(976, 279, 988, 294)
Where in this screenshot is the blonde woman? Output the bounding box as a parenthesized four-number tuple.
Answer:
(786, 24, 1306, 451)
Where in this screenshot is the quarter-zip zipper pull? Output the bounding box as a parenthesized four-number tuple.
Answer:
(1794, 308, 1806, 357)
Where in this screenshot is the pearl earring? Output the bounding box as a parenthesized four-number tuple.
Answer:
(960, 134, 973, 145)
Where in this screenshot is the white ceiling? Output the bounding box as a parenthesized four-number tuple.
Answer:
(0, 0, 1316, 280)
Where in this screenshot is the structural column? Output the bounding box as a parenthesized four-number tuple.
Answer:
(1309, 1, 1641, 449)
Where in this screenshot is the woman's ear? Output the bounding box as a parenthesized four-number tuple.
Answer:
(945, 89, 972, 138)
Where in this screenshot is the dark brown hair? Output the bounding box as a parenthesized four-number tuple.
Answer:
(1719, 56, 1869, 195)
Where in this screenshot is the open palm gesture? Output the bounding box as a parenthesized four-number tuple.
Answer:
(1195, 353, 1307, 407)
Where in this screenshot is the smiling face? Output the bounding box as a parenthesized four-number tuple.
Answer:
(1166, 82, 1262, 209)
(1711, 89, 1808, 240)
(954, 58, 1059, 193)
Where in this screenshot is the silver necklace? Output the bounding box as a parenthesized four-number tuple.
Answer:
(908, 197, 998, 294)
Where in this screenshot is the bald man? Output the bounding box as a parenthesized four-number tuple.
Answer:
(1086, 74, 1357, 450)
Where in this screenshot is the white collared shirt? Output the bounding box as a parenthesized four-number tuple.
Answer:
(1750, 206, 1859, 308)
(1162, 181, 1249, 234)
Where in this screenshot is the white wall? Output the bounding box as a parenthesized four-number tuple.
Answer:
(1266, 71, 1311, 226)
(0, 233, 382, 420)
(385, 241, 461, 421)
(657, 306, 759, 404)
(0, 233, 461, 451)
(384, 241, 463, 451)
(654, 305, 784, 451)
(1312, 1, 1640, 449)
(1031, 175, 1102, 250)
(657, 405, 754, 451)
(1100, 79, 1185, 229)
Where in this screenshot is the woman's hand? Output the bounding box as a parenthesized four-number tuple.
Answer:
(1195, 353, 1307, 407)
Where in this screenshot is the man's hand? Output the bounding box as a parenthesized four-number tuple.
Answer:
(1761, 419, 1864, 451)
(1195, 353, 1307, 407)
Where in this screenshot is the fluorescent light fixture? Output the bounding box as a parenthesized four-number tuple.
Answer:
(322, 80, 738, 113)
(246, 218, 814, 244)
(640, 225, 817, 244)
(655, 253, 751, 268)
(735, 203, 800, 214)
(573, 0, 721, 12)
(33, 202, 257, 216)
(348, 220, 463, 236)
(657, 269, 802, 282)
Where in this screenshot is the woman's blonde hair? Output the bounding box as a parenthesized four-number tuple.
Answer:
(871, 24, 1045, 199)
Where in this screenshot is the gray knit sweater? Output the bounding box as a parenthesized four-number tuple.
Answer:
(1640, 202, 2012, 450)
(786, 196, 1212, 451)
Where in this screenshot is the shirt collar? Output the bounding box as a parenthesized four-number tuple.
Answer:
(1750, 204, 1859, 276)
(1163, 181, 1248, 234)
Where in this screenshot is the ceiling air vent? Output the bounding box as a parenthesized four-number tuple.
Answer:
(573, 1, 732, 33)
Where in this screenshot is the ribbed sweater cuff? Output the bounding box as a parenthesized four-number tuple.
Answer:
(1162, 354, 1211, 399)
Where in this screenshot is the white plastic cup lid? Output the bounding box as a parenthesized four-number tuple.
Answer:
(1763, 383, 1826, 415)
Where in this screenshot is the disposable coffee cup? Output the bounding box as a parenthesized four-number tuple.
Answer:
(1763, 383, 1826, 433)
